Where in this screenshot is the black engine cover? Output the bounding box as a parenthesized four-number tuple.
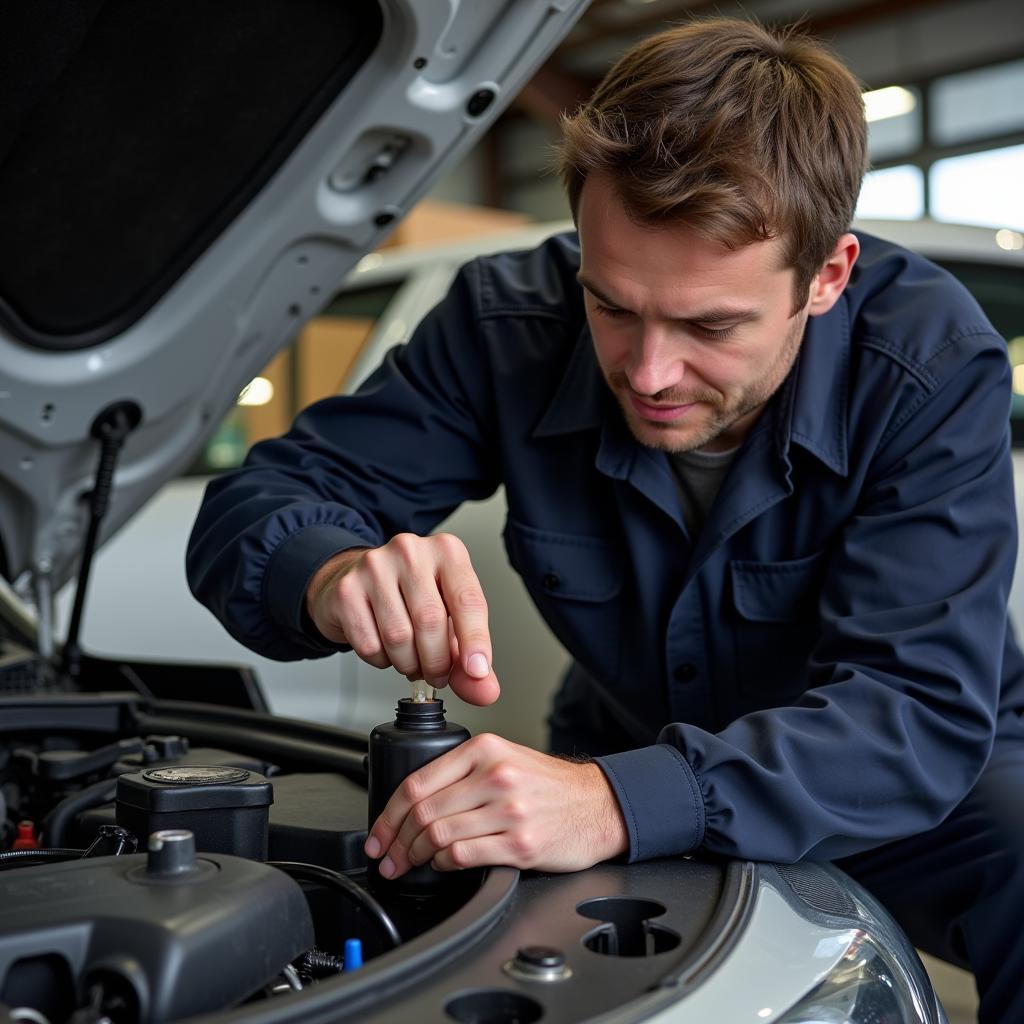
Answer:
(0, 851, 314, 1023)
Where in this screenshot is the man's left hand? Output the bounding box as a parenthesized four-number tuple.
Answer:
(364, 734, 629, 876)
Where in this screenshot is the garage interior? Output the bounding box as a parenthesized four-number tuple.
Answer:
(12, 2, 1021, 1022)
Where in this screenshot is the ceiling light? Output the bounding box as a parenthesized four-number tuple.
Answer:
(996, 228, 1024, 251)
(862, 86, 916, 123)
(237, 377, 275, 407)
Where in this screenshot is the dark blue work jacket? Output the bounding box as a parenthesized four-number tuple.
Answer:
(187, 231, 1024, 865)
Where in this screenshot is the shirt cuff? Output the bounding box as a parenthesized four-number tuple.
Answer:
(263, 523, 369, 653)
(593, 744, 706, 862)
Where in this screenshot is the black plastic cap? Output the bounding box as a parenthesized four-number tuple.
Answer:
(117, 766, 273, 812)
(394, 697, 446, 730)
(146, 829, 197, 876)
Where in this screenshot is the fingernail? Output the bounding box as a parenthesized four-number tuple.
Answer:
(380, 856, 395, 878)
(364, 835, 381, 859)
(467, 653, 489, 678)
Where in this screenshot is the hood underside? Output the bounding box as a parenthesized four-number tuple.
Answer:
(0, 0, 588, 609)
(0, 0, 383, 349)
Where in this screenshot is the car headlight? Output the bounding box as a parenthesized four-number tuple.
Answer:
(775, 928, 933, 1023)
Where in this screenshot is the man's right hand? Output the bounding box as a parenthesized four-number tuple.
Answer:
(305, 533, 499, 707)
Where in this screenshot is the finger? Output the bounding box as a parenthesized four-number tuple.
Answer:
(430, 619, 459, 692)
(386, 785, 499, 878)
(366, 742, 479, 855)
(405, 806, 515, 871)
(390, 778, 488, 863)
(337, 593, 391, 670)
(398, 574, 453, 686)
(431, 834, 513, 872)
(366, 582, 421, 678)
(436, 553, 492, 683)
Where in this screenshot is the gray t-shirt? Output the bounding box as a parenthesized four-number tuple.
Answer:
(669, 446, 739, 537)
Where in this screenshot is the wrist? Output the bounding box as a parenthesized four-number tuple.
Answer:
(579, 761, 629, 862)
(305, 547, 370, 629)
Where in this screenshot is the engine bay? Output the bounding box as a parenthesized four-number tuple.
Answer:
(0, 691, 485, 1024)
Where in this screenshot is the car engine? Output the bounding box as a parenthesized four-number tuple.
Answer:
(0, 688, 480, 1024)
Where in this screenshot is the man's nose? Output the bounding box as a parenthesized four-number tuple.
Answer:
(626, 328, 684, 397)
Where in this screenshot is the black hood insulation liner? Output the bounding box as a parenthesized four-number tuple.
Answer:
(0, 0, 383, 350)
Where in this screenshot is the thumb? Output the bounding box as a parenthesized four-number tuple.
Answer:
(448, 663, 501, 707)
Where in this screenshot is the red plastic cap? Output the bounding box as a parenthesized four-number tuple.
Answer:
(12, 820, 40, 850)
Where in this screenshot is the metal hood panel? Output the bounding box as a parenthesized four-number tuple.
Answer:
(0, 0, 589, 598)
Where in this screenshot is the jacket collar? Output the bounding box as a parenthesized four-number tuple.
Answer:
(531, 292, 851, 479)
(531, 322, 606, 438)
(779, 292, 851, 477)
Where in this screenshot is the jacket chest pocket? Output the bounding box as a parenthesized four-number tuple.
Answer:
(728, 551, 825, 702)
(503, 518, 623, 680)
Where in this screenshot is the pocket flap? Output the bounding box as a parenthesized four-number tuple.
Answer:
(504, 519, 623, 603)
(730, 551, 825, 623)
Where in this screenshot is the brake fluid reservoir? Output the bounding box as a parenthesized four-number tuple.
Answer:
(367, 697, 470, 894)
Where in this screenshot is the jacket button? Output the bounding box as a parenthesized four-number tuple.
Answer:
(542, 573, 561, 591)
(674, 663, 698, 683)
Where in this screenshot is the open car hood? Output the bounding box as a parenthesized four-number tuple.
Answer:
(0, 0, 588, 603)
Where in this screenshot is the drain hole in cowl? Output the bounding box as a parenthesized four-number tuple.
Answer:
(577, 896, 682, 957)
(445, 989, 543, 1024)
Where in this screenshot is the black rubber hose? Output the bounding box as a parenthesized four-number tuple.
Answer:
(268, 861, 401, 950)
(42, 777, 117, 848)
(0, 847, 84, 867)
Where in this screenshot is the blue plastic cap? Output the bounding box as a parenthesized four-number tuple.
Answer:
(344, 937, 363, 971)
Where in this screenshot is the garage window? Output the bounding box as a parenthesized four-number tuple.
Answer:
(931, 145, 1024, 231)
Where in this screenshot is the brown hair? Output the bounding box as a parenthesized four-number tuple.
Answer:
(557, 18, 868, 308)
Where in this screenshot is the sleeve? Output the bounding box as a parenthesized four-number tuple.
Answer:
(185, 263, 501, 661)
(596, 339, 1016, 863)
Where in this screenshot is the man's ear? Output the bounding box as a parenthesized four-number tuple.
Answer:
(807, 232, 860, 317)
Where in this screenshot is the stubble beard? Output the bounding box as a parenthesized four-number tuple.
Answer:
(609, 313, 808, 455)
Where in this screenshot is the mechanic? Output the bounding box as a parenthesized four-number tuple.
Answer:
(187, 19, 1024, 1022)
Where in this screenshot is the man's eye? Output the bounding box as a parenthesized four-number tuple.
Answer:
(695, 324, 739, 340)
(595, 304, 632, 320)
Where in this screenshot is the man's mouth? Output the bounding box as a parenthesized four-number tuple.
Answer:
(628, 394, 699, 423)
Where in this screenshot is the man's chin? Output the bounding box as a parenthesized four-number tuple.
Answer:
(624, 411, 720, 454)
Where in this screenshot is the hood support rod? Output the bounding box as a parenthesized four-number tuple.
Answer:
(60, 401, 140, 684)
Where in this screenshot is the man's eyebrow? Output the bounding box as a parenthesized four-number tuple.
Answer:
(577, 273, 626, 310)
(576, 272, 760, 324)
(692, 306, 761, 324)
